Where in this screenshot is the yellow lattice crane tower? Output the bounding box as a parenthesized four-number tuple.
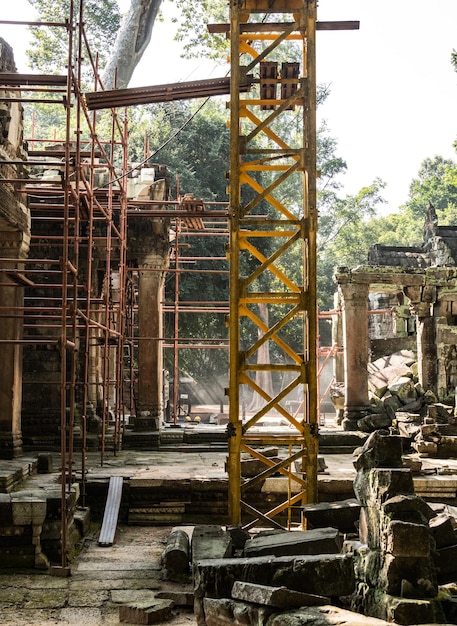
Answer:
(227, 0, 318, 529)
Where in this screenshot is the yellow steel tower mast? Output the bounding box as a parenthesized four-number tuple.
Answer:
(228, 0, 318, 529)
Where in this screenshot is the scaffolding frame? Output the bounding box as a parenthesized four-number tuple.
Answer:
(0, 1, 129, 569)
(227, 0, 319, 529)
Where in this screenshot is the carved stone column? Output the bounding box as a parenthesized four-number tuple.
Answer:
(332, 291, 344, 383)
(135, 266, 165, 431)
(338, 281, 371, 430)
(405, 285, 437, 394)
(0, 230, 30, 458)
(127, 174, 170, 435)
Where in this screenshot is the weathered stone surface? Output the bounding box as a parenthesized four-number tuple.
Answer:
(379, 553, 437, 597)
(388, 376, 417, 404)
(226, 525, 250, 550)
(155, 590, 194, 607)
(385, 520, 430, 558)
(355, 543, 437, 598)
(353, 431, 404, 471)
(204, 599, 392, 626)
(301, 498, 360, 534)
(434, 544, 457, 584)
(192, 525, 232, 566)
(231, 581, 329, 608)
(384, 594, 446, 625)
(382, 394, 403, 419)
(355, 588, 446, 625)
(357, 413, 392, 433)
(244, 528, 342, 558)
(163, 528, 190, 575)
(194, 554, 355, 624)
(354, 468, 414, 507)
(241, 457, 281, 478)
(202, 597, 274, 626)
(430, 514, 457, 549)
(383, 494, 435, 524)
(119, 598, 173, 624)
(11, 496, 46, 526)
(267, 605, 391, 625)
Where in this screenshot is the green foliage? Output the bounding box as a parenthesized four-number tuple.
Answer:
(26, 0, 120, 82)
(172, 0, 228, 61)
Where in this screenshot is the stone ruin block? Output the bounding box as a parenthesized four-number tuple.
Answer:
(354, 467, 414, 509)
(385, 520, 431, 558)
(191, 524, 232, 567)
(230, 580, 329, 608)
(301, 498, 360, 534)
(194, 553, 355, 625)
(355, 586, 446, 625)
(243, 527, 342, 558)
(353, 431, 404, 471)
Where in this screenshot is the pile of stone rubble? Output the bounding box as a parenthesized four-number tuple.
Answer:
(341, 349, 457, 460)
(156, 431, 457, 625)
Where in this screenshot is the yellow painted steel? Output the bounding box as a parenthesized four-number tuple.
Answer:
(228, 0, 319, 529)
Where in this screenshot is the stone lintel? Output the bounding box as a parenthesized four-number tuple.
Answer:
(231, 580, 329, 608)
(243, 527, 342, 558)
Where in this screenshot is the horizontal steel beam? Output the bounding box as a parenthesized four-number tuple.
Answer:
(85, 76, 253, 110)
(207, 20, 360, 33)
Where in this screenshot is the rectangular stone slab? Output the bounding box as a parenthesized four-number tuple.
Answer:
(231, 580, 329, 608)
(244, 527, 342, 558)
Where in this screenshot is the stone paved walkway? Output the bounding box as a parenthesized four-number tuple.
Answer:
(0, 525, 197, 625)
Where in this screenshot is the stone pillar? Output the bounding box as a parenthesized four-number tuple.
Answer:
(338, 281, 371, 430)
(135, 267, 165, 431)
(332, 291, 344, 383)
(0, 230, 30, 458)
(405, 286, 437, 395)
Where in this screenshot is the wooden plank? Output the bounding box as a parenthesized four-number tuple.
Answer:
(98, 476, 123, 547)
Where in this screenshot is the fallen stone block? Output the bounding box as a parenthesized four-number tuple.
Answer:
(37, 452, 53, 474)
(383, 494, 435, 523)
(241, 457, 281, 478)
(388, 376, 417, 404)
(119, 598, 174, 625)
(413, 440, 438, 455)
(384, 594, 446, 625)
(192, 525, 232, 566)
(194, 553, 355, 624)
(357, 587, 445, 625)
(269, 605, 392, 625)
(434, 543, 457, 584)
(301, 498, 360, 534)
(354, 468, 414, 507)
(226, 525, 250, 550)
(385, 520, 431, 558)
(353, 431, 404, 471)
(163, 528, 190, 576)
(155, 590, 194, 607)
(231, 580, 329, 608)
(357, 413, 392, 433)
(244, 527, 342, 558)
(379, 553, 437, 597)
(202, 597, 274, 626)
(430, 514, 457, 549)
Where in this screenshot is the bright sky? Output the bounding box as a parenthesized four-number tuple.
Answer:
(2, 0, 457, 214)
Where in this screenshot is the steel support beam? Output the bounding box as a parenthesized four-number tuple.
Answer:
(227, 0, 319, 529)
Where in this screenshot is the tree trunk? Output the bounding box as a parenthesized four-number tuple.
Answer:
(103, 0, 163, 89)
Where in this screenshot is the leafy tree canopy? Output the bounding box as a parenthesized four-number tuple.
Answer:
(26, 0, 121, 83)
